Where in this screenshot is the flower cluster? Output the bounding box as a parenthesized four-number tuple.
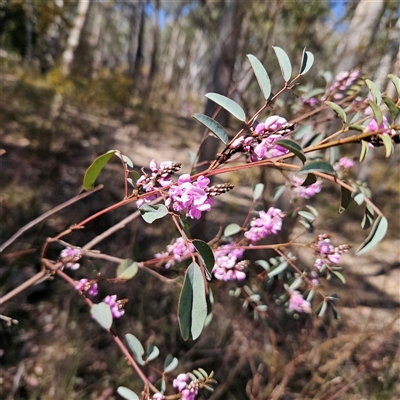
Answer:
(167, 175, 214, 219)
(136, 159, 181, 208)
(288, 290, 312, 313)
(173, 374, 199, 400)
(333, 157, 354, 171)
(155, 237, 195, 269)
(291, 175, 322, 199)
(59, 247, 83, 270)
(230, 116, 292, 162)
(244, 207, 284, 243)
(75, 279, 98, 296)
(103, 295, 126, 319)
(324, 69, 361, 101)
(212, 244, 247, 281)
(311, 234, 349, 270)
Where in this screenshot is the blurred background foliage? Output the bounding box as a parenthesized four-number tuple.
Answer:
(0, 0, 399, 399)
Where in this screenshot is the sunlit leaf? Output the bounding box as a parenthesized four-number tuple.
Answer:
(302, 87, 325, 101)
(356, 216, 388, 255)
(91, 303, 112, 330)
(349, 124, 365, 132)
(117, 387, 139, 400)
(247, 54, 271, 101)
(178, 262, 207, 340)
(116, 259, 139, 280)
(339, 186, 352, 214)
(268, 261, 288, 278)
(205, 93, 246, 122)
(256, 259, 270, 271)
(139, 204, 169, 224)
(306, 205, 319, 217)
(332, 271, 346, 284)
(125, 333, 145, 365)
(272, 46, 292, 82)
(198, 368, 209, 378)
(273, 185, 286, 200)
(361, 204, 374, 230)
(379, 134, 394, 158)
(164, 355, 179, 374)
(298, 161, 335, 175)
(192, 114, 229, 144)
(298, 211, 314, 221)
(299, 49, 314, 75)
(224, 223, 241, 237)
(365, 79, 382, 105)
(352, 192, 365, 205)
(325, 101, 346, 124)
(387, 74, 400, 97)
(316, 301, 327, 317)
(367, 100, 383, 126)
(359, 140, 369, 162)
(83, 150, 116, 190)
(382, 96, 399, 120)
(275, 139, 306, 163)
(146, 344, 160, 362)
(252, 183, 264, 200)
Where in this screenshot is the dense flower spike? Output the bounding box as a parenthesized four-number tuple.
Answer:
(103, 295, 126, 319)
(288, 290, 312, 313)
(311, 234, 349, 270)
(212, 244, 247, 281)
(167, 174, 214, 219)
(244, 207, 284, 242)
(173, 373, 199, 400)
(59, 247, 83, 270)
(155, 237, 195, 269)
(324, 69, 362, 100)
(291, 175, 322, 199)
(75, 279, 98, 296)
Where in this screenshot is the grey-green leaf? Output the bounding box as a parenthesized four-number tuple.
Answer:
(164, 355, 179, 374)
(116, 259, 139, 280)
(273, 185, 286, 200)
(83, 150, 116, 190)
(247, 54, 271, 101)
(339, 186, 352, 214)
(268, 261, 288, 278)
(117, 387, 139, 400)
(192, 114, 229, 144)
(387, 74, 400, 97)
(300, 173, 317, 186)
(224, 223, 242, 237)
(125, 333, 145, 365)
(316, 301, 327, 317)
(367, 100, 383, 126)
(299, 49, 314, 75)
(91, 302, 113, 330)
(272, 46, 292, 82)
(325, 101, 346, 124)
(178, 262, 207, 340)
(379, 134, 394, 158)
(356, 216, 388, 255)
(359, 140, 369, 162)
(146, 344, 160, 362)
(252, 182, 264, 200)
(298, 161, 335, 175)
(193, 240, 215, 277)
(365, 79, 382, 105)
(382, 95, 399, 120)
(275, 139, 306, 163)
(205, 93, 246, 122)
(139, 204, 169, 223)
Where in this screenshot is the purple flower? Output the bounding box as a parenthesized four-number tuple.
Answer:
(253, 134, 289, 160)
(212, 244, 246, 281)
(60, 247, 83, 270)
(155, 237, 195, 268)
(152, 394, 164, 400)
(312, 235, 349, 270)
(173, 373, 189, 392)
(167, 174, 214, 219)
(75, 279, 98, 296)
(244, 207, 284, 243)
(255, 115, 288, 135)
(291, 175, 322, 199)
(103, 295, 125, 319)
(323, 69, 361, 100)
(333, 157, 354, 171)
(289, 290, 311, 313)
(364, 115, 391, 135)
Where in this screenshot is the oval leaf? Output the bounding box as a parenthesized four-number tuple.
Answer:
(164, 355, 179, 374)
(116, 259, 139, 280)
(205, 93, 246, 122)
(272, 46, 292, 82)
(275, 139, 306, 163)
(224, 223, 241, 237)
(125, 333, 145, 365)
(356, 216, 388, 255)
(83, 150, 116, 190)
(252, 183, 265, 200)
(268, 261, 288, 278)
(367, 100, 383, 126)
(193, 240, 215, 276)
(359, 140, 369, 162)
(316, 301, 327, 317)
(192, 113, 229, 144)
(139, 204, 169, 224)
(247, 54, 271, 101)
(325, 101, 346, 124)
(273, 185, 286, 201)
(300, 173, 317, 187)
(339, 186, 352, 214)
(178, 262, 207, 340)
(298, 161, 335, 175)
(349, 124, 365, 132)
(299, 49, 314, 75)
(382, 95, 399, 120)
(298, 211, 315, 221)
(379, 134, 394, 158)
(117, 387, 139, 400)
(387, 74, 400, 97)
(146, 344, 160, 362)
(91, 302, 113, 330)
(365, 79, 382, 105)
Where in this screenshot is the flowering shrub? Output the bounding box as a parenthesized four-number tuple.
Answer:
(1, 49, 399, 399)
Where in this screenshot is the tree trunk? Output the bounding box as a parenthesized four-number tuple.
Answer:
(148, 0, 160, 85)
(24, 0, 34, 64)
(60, 0, 90, 78)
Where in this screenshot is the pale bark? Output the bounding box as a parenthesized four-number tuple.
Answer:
(60, 0, 90, 78)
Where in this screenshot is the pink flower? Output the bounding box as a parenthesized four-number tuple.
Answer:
(75, 279, 98, 296)
(291, 175, 322, 199)
(312, 235, 349, 270)
(155, 237, 195, 268)
(152, 394, 164, 400)
(289, 290, 311, 313)
(173, 374, 189, 392)
(364, 115, 390, 135)
(60, 247, 82, 270)
(103, 295, 125, 319)
(244, 207, 284, 242)
(333, 157, 354, 171)
(253, 134, 289, 160)
(212, 244, 246, 281)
